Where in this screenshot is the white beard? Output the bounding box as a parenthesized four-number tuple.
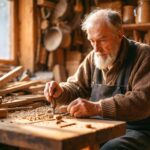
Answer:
(94, 52, 117, 70)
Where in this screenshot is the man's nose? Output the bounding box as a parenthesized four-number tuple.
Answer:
(93, 42, 101, 52)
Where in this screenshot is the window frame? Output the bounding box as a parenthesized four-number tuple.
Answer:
(0, 0, 18, 65)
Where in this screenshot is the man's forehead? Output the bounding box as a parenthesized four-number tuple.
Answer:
(87, 21, 107, 30)
(87, 25, 111, 39)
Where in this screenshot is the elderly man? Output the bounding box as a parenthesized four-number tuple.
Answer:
(44, 9, 150, 149)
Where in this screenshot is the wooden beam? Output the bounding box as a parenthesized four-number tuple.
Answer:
(10, 0, 19, 65)
(123, 23, 150, 31)
(19, 0, 36, 72)
(0, 59, 16, 65)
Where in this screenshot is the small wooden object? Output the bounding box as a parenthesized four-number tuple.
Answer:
(54, 115, 62, 120)
(85, 124, 92, 128)
(60, 123, 76, 128)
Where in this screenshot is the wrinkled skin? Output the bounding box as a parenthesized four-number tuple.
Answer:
(44, 81, 63, 102)
(67, 98, 101, 117)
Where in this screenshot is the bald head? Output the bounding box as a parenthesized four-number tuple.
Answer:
(81, 9, 122, 32)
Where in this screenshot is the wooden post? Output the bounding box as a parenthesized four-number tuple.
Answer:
(19, 0, 36, 72)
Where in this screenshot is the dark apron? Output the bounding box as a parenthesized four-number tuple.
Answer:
(90, 42, 150, 130)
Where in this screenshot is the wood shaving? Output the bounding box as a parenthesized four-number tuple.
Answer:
(85, 124, 92, 128)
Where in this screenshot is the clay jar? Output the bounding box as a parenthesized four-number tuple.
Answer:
(123, 5, 135, 24)
(136, 0, 150, 23)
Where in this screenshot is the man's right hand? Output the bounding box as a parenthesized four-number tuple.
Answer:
(44, 81, 63, 103)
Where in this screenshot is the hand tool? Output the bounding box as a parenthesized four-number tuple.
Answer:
(51, 97, 56, 115)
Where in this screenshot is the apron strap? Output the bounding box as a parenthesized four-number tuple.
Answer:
(116, 41, 137, 88)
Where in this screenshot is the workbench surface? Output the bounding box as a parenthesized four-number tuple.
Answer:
(0, 106, 126, 150)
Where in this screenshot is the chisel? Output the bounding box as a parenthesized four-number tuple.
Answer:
(51, 98, 56, 115)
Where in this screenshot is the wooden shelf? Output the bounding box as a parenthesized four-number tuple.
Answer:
(123, 23, 150, 31)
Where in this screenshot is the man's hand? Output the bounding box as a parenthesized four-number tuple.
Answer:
(44, 81, 63, 103)
(67, 98, 102, 117)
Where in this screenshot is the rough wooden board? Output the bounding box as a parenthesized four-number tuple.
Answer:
(0, 105, 126, 149)
(0, 81, 40, 96)
(0, 117, 125, 150)
(0, 66, 24, 88)
(0, 94, 46, 108)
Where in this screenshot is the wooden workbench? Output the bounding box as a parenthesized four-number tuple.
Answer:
(0, 107, 126, 150)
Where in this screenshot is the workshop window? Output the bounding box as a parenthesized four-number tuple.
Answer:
(0, 0, 17, 64)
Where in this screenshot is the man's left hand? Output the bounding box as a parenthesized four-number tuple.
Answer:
(67, 98, 102, 117)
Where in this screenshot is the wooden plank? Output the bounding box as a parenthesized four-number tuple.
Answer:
(0, 66, 24, 88)
(27, 84, 45, 93)
(0, 81, 40, 96)
(0, 94, 46, 108)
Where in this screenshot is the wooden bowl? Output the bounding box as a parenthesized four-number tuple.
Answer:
(44, 27, 63, 51)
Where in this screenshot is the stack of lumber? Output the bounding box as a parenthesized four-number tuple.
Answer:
(0, 66, 47, 113)
(0, 64, 13, 77)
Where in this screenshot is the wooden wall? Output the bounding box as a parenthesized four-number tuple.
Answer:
(18, 0, 36, 72)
